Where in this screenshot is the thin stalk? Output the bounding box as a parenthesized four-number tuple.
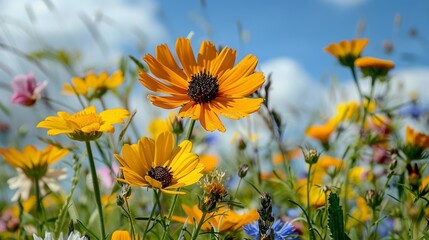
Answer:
(85, 141, 106, 240)
(307, 163, 313, 221)
(142, 195, 158, 240)
(191, 211, 208, 240)
(233, 178, 243, 200)
(34, 176, 44, 235)
(185, 119, 196, 141)
(124, 198, 136, 240)
(360, 76, 376, 130)
(350, 66, 363, 105)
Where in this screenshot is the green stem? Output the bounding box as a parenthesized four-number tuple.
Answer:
(350, 66, 363, 106)
(191, 211, 208, 240)
(85, 141, 106, 240)
(142, 194, 158, 240)
(360, 76, 376, 130)
(307, 163, 313, 221)
(185, 119, 196, 141)
(34, 176, 44, 235)
(233, 178, 243, 200)
(124, 198, 136, 240)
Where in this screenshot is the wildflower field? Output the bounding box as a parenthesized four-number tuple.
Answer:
(1, 1, 429, 240)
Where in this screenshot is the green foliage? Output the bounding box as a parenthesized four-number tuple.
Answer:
(327, 192, 349, 240)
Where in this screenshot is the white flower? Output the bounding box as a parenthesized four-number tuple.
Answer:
(8, 168, 66, 201)
(33, 231, 87, 240)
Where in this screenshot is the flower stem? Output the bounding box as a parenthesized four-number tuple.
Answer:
(350, 66, 363, 105)
(85, 141, 106, 240)
(34, 176, 44, 235)
(186, 119, 196, 141)
(124, 198, 136, 240)
(233, 178, 243, 200)
(142, 193, 158, 240)
(307, 163, 313, 221)
(191, 211, 208, 240)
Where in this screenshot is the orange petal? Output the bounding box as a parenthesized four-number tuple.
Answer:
(175, 37, 198, 78)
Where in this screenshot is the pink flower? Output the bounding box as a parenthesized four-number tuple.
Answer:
(10, 72, 47, 106)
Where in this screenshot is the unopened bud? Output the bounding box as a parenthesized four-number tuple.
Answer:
(301, 147, 320, 164)
(365, 189, 383, 208)
(238, 164, 249, 178)
(172, 116, 184, 135)
(238, 138, 247, 151)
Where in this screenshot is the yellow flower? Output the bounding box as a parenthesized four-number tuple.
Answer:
(37, 106, 129, 141)
(331, 101, 361, 123)
(199, 154, 219, 173)
(111, 230, 131, 240)
(295, 179, 326, 207)
(355, 56, 395, 78)
(346, 197, 372, 229)
(324, 39, 368, 66)
(172, 204, 259, 232)
(63, 70, 124, 100)
(139, 37, 265, 132)
(317, 156, 344, 170)
(115, 131, 203, 194)
(0, 145, 69, 177)
(306, 119, 337, 142)
(405, 125, 429, 148)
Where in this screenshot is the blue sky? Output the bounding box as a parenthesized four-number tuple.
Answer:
(154, 0, 429, 80)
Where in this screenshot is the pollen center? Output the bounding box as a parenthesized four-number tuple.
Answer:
(188, 70, 219, 104)
(69, 113, 101, 128)
(148, 166, 173, 188)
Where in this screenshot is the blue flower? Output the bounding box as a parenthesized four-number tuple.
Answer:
(398, 103, 429, 119)
(243, 219, 299, 240)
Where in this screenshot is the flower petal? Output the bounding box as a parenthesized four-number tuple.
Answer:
(176, 37, 198, 78)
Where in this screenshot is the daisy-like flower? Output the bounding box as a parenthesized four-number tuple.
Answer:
(10, 72, 47, 106)
(405, 125, 429, 149)
(139, 37, 265, 132)
(355, 56, 395, 78)
(62, 70, 124, 101)
(243, 219, 299, 240)
(172, 204, 259, 232)
(114, 131, 204, 194)
(324, 39, 368, 67)
(37, 106, 129, 141)
(0, 145, 69, 201)
(33, 231, 88, 240)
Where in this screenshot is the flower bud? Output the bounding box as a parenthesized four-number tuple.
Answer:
(365, 189, 383, 209)
(301, 146, 320, 164)
(238, 164, 249, 178)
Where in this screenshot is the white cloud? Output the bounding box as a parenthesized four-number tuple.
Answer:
(322, 0, 366, 8)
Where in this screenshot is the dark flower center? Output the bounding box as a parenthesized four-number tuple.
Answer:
(188, 70, 219, 104)
(148, 166, 173, 188)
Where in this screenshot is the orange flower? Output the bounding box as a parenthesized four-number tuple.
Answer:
(199, 154, 219, 173)
(324, 39, 368, 66)
(306, 119, 337, 142)
(139, 37, 264, 132)
(405, 125, 429, 148)
(172, 204, 258, 232)
(355, 57, 395, 78)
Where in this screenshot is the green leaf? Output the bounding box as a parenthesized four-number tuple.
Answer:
(128, 55, 147, 71)
(76, 219, 99, 240)
(327, 192, 350, 240)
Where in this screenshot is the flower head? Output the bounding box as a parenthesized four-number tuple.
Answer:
(0, 145, 69, 201)
(355, 57, 395, 78)
(324, 39, 368, 66)
(243, 219, 299, 240)
(0, 145, 68, 179)
(10, 72, 47, 106)
(63, 70, 124, 100)
(405, 126, 429, 149)
(37, 106, 129, 141)
(115, 131, 203, 194)
(33, 231, 88, 240)
(173, 204, 259, 232)
(111, 230, 131, 240)
(306, 119, 337, 143)
(139, 37, 265, 132)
